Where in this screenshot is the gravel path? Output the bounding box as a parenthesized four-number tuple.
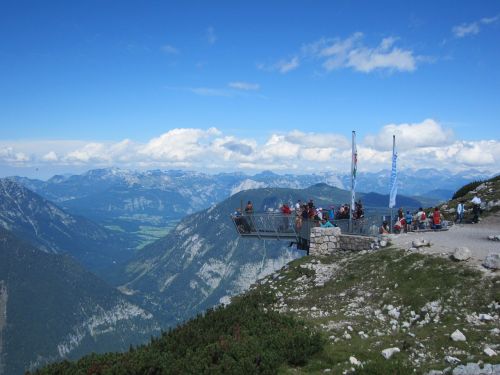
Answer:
(391, 212, 500, 267)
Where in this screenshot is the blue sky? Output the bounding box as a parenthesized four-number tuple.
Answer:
(1, 0, 499, 178)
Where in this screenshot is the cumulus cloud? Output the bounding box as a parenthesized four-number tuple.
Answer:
(0, 120, 498, 175)
(452, 14, 500, 38)
(0, 147, 30, 163)
(42, 151, 58, 162)
(140, 128, 220, 162)
(363, 119, 454, 151)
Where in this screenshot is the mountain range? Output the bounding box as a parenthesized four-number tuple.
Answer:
(9, 167, 490, 247)
(120, 183, 424, 325)
(0, 178, 132, 277)
(0, 167, 492, 374)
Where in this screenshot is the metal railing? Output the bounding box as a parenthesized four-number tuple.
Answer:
(230, 213, 383, 245)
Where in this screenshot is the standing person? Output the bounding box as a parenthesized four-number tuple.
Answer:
(471, 195, 481, 223)
(328, 206, 335, 222)
(244, 200, 254, 230)
(456, 201, 465, 224)
(245, 201, 254, 214)
(416, 207, 427, 229)
(432, 207, 442, 230)
(281, 203, 292, 231)
(295, 199, 302, 211)
(405, 210, 413, 232)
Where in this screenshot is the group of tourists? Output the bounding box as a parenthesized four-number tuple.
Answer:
(384, 206, 445, 234)
(233, 198, 365, 234)
(379, 195, 483, 234)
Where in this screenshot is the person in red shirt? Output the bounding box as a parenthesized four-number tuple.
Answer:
(432, 207, 442, 230)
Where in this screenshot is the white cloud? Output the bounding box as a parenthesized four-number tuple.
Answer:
(276, 56, 300, 73)
(1, 120, 498, 175)
(452, 22, 480, 38)
(161, 44, 179, 54)
(228, 81, 260, 91)
(363, 119, 454, 151)
(0, 147, 30, 163)
(452, 14, 500, 38)
(206, 26, 217, 45)
(139, 127, 220, 162)
(259, 57, 300, 74)
(42, 151, 58, 162)
(304, 33, 417, 73)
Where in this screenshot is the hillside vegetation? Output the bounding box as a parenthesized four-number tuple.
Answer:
(441, 174, 500, 221)
(33, 290, 322, 374)
(34, 248, 499, 374)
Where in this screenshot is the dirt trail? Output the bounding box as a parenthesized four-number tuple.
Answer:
(391, 212, 500, 267)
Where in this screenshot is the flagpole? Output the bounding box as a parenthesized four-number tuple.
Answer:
(350, 130, 356, 232)
(389, 135, 396, 232)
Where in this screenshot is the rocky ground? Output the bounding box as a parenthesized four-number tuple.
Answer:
(390, 212, 500, 270)
(252, 246, 499, 374)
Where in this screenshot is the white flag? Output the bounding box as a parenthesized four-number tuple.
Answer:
(389, 144, 397, 208)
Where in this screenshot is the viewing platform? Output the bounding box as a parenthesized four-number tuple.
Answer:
(230, 213, 382, 253)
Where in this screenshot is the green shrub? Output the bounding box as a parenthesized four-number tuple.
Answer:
(452, 179, 484, 200)
(33, 290, 324, 375)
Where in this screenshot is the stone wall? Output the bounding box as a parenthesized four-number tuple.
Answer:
(309, 227, 376, 256)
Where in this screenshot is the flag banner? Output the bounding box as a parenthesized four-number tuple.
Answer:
(389, 145, 398, 208)
(351, 131, 357, 214)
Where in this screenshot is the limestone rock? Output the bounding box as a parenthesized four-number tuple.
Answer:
(381, 347, 400, 359)
(479, 313, 494, 321)
(483, 253, 500, 270)
(452, 363, 500, 375)
(445, 355, 461, 364)
(451, 329, 466, 342)
(412, 239, 430, 248)
(484, 346, 497, 357)
(452, 247, 471, 261)
(349, 356, 362, 366)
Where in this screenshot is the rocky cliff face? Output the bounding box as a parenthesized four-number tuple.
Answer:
(0, 228, 160, 375)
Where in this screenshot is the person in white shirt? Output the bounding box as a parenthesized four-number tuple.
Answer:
(456, 201, 465, 224)
(471, 196, 481, 223)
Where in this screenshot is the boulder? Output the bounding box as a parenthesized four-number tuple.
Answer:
(452, 363, 500, 375)
(484, 347, 497, 357)
(483, 253, 500, 270)
(412, 239, 430, 248)
(349, 356, 362, 366)
(479, 313, 494, 321)
(444, 355, 461, 365)
(450, 329, 466, 342)
(452, 247, 471, 261)
(381, 347, 400, 359)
